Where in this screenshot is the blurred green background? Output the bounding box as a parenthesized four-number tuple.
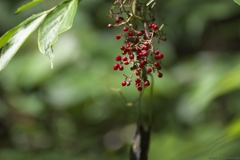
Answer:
(0, 0, 240, 159)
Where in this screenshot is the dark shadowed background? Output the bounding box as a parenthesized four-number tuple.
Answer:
(0, 0, 240, 159)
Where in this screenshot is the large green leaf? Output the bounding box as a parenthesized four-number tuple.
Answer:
(38, 0, 78, 68)
(15, 0, 44, 14)
(234, 0, 240, 5)
(0, 12, 48, 71)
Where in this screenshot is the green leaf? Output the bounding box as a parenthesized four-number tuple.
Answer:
(234, 0, 240, 5)
(15, 0, 44, 14)
(38, 0, 78, 68)
(0, 12, 48, 71)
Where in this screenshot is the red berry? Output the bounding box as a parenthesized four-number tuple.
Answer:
(155, 54, 163, 60)
(116, 35, 121, 40)
(147, 68, 152, 73)
(115, 55, 121, 61)
(123, 27, 129, 32)
(122, 50, 127, 55)
(115, 18, 121, 24)
(122, 81, 127, 86)
(154, 62, 160, 67)
(124, 61, 129, 65)
(159, 53, 164, 59)
(144, 80, 150, 86)
(154, 50, 159, 55)
(143, 45, 149, 50)
(136, 70, 141, 76)
(119, 65, 124, 71)
(122, 56, 127, 61)
(120, 46, 125, 50)
(142, 51, 148, 56)
(137, 86, 142, 91)
(129, 54, 134, 59)
(158, 72, 163, 78)
(135, 78, 141, 83)
(137, 31, 143, 36)
(128, 32, 133, 36)
(152, 24, 158, 30)
(148, 24, 152, 29)
(113, 64, 119, 70)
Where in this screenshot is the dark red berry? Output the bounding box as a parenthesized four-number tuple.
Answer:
(155, 54, 163, 60)
(124, 61, 129, 65)
(116, 35, 121, 40)
(154, 62, 160, 67)
(115, 18, 121, 24)
(137, 31, 143, 36)
(147, 68, 152, 73)
(122, 50, 127, 55)
(159, 53, 164, 59)
(137, 86, 143, 91)
(119, 65, 124, 70)
(148, 24, 152, 29)
(144, 80, 150, 86)
(158, 72, 163, 78)
(152, 24, 158, 30)
(136, 70, 141, 76)
(122, 81, 127, 86)
(129, 54, 134, 59)
(122, 56, 127, 61)
(115, 55, 121, 61)
(123, 27, 129, 32)
(143, 45, 149, 50)
(128, 32, 133, 36)
(142, 51, 148, 56)
(113, 64, 119, 70)
(120, 46, 125, 50)
(154, 50, 159, 55)
(135, 78, 141, 83)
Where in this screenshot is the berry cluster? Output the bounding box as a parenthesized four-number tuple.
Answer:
(108, 0, 166, 91)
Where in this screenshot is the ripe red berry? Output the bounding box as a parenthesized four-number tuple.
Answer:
(120, 46, 125, 50)
(122, 56, 127, 61)
(143, 45, 149, 50)
(113, 64, 119, 70)
(154, 62, 160, 67)
(152, 24, 158, 30)
(147, 68, 152, 73)
(137, 86, 142, 91)
(129, 54, 134, 59)
(115, 18, 121, 24)
(122, 81, 127, 86)
(135, 78, 141, 83)
(148, 24, 152, 29)
(159, 53, 164, 59)
(124, 61, 129, 65)
(137, 31, 143, 36)
(116, 35, 121, 40)
(136, 70, 141, 76)
(142, 51, 148, 56)
(154, 50, 159, 55)
(115, 55, 121, 61)
(144, 80, 150, 86)
(122, 50, 127, 55)
(119, 65, 124, 70)
(123, 27, 129, 32)
(128, 32, 133, 36)
(158, 72, 163, 78)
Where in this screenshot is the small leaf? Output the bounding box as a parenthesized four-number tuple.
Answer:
(234, 0, 240, 5)
(0, 12, 47, 71)
(38, 0, 78, 68)
(15, 0, 44, 14)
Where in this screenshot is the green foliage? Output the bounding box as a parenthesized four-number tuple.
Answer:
(234, 0, 240, 5)
(0, 0, 79, 71)
(38, 0, 78, 69)
(15, 0, 44, 14)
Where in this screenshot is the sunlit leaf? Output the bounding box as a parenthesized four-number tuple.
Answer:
(234, 0, 240, 5)
(38, 0, 78, 68)
(0, 12, 47, 71)
(15, 0, 44, 14)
